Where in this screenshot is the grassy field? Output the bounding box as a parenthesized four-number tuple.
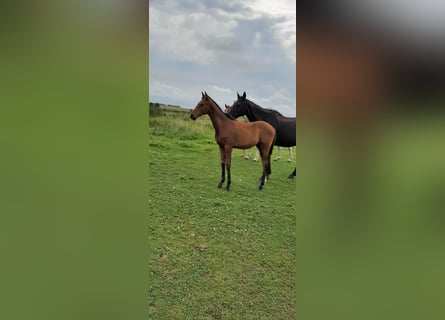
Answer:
(148, 105, 296, 319)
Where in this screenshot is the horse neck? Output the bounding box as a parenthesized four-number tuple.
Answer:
(206, 101, 228, 133)
(245, 101, 271, 121)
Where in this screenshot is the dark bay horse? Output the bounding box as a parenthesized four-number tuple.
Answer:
(228, 92, 296, 178)
(190, 92, 276, 190)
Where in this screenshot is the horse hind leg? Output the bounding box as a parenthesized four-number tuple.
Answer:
(288, 147, 293, 162)
(258, 163, 267, 190)
(288, 168, 296, 179)
(266, 141, 274, 177)
(258, 155, 266, 190)
(258, 174, 266, 190)
(257, 144, 271, 190)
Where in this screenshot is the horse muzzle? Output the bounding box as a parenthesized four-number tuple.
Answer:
(190, 114, 196, 120)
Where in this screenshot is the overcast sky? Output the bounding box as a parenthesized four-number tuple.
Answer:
(149, 0, 296, 117)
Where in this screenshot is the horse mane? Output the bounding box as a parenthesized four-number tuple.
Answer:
(225, 113, 236, 120)
(266, 109, 284, 117)
(208, 95, 236, 120)
(245, 98, 285, 117)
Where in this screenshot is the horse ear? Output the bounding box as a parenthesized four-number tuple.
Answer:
(242, 91, 246, 99)
(201, 91, 204, 98)
(237, 92, 240, 99)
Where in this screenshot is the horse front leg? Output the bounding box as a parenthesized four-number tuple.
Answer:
(217, 163, 226, 188)
(244, 148, 251, 160)
(224, 147, 232, 191)
(217, 147, 225, 188)
(253, 148, 259, 162)
(274, 146, 281, 161)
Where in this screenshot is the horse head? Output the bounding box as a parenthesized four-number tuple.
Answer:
(237, 91, 246, 101)
(190, 91, 210, 120)
(228, 91, 249, 119)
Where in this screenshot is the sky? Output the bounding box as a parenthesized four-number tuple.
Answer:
(149, 0, 296, 117)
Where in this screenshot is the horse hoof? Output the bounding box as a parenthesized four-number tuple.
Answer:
(217, 184, 223, 188)
(287, 175, 295, 179)
(225, 186, 230, 191)
(258, 185, 264, 191)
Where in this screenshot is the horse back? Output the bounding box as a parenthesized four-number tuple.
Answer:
(255, 121, 276, 140)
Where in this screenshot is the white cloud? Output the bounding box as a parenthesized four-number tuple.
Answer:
(252, 89, 295, 117)
(149, 1, 296, 116)
(209, 85, 232, 94)
(243, 0, 296, 63)
(149, 79, 188, 101)
(253, 32, 262, 48)
(149, 1, 295, 65)
(149, 6, 238, 65)
(274, 18, 296, 64)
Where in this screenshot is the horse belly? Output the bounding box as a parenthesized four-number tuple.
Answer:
(232, 126, 260, 149)
(275, 130, 296, 147)
(235, 142, 256, 149)
(233, 135, 257, 149)
(216, 134, 253, 149)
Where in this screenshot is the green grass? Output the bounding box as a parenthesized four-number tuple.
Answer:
(148, 106, 296, 319)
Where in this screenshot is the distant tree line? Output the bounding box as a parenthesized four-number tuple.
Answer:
(149, 102, 190, 117)
(149, 102, 182, 109)
(149, 102, 162, 117)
